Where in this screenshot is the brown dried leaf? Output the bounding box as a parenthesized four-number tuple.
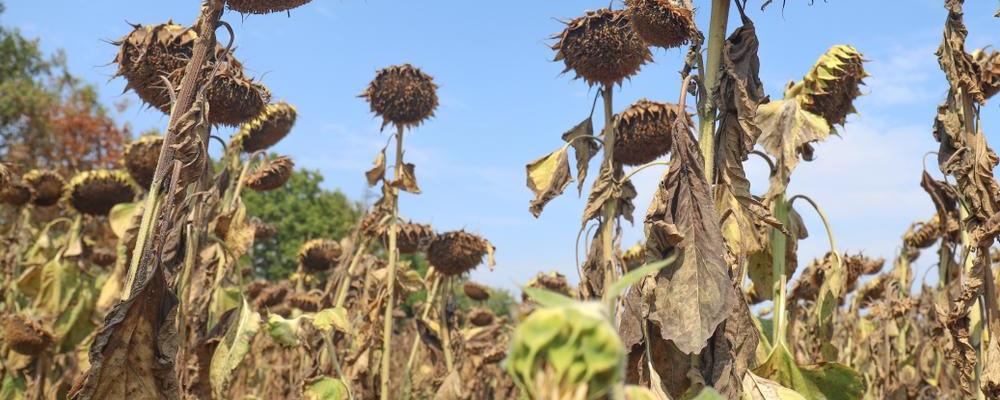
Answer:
(561, 117, 598, 196)
(756, 98, 831, 201)
(390, 162, 421, 194)
(582, 163, 637, 226)
(365, 146, 387, 187)
(69, 265, 179, 400)
(526, 146, 572, 217)
(644, 116, 736, 355)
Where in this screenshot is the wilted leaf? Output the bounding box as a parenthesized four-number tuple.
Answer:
(561, 117, 598, 195)
(266, 314, 305, 347)
(644, 116, 736, 355)
(606, 258, 671, 303)
(313, 307, 350, 334)
(209, 297, 260, 398)
(69, 265, 178, 400)
(390, 162, 421, 194)
(582, 163, 637, 225)
(691, 387, 724, 399)
(304, 377, 350, 400)
(742, 372, 807, 400)
(0, 374, 26, 400)
(756, 98, 831, 201)
(109, 201, 140, 239)
(526, 146, 572, 217)
(365, 146, 387, 187)
(751, 343, 864, 400)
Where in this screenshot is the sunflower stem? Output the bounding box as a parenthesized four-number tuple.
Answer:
(771, 192, 789, 347)
(379, 124, 404, 400)
(698, 0, 731, 182)
(599, 85, 619, 308)
(401, 270, 442, 399)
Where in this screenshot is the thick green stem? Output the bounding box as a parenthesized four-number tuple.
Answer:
(771, 193, 789, 346)
(379, 125, 404, 400)
(599, 85, 617, 301)
(698, 0, 731, 182)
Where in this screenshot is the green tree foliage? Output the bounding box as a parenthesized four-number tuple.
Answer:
(243, 166, 361, 279)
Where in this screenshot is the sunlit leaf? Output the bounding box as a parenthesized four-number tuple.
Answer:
(365, 146, 387, 187)
(313, 307, 349, 334)
(526, 146, 572, 217)
(304, 376, 350, 400)
(210, 297, 260, 398)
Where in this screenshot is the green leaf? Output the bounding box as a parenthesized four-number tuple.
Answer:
(210, 297, 261, 398)
(0, 373, 27, 400)
(304, 377, 350, 400)
(108, 201, 139, 239)
(522, 286, 574, 308)
(266, 314, 305, 347)
(752, 343, 864, 400)
(313, 307, 349, 334)
(692, 387, 725, 399)
(605, 257, 672, 303)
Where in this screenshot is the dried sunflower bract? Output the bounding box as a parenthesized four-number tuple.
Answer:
(427, 231, 492, 276)
(553, 8, 652, 87)
(625, 0, 697, 49)
(227, 0, 312, 15)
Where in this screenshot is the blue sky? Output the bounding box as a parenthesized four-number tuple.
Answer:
(4, 1, 999, 291)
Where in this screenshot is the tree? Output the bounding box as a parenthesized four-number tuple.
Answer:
(243, 166, 361, 279)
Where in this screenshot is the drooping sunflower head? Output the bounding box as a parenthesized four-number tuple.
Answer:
(233, 102, 297, 153)
(244, 156, 294, 192)
(123, 134, 163, 188)
(0, 181, 31, 207)
(1, 314, 52, 356)
(65, 170, 137, 216)
(286, 291, 323, 312)
(226, 0, 312, 14)
(463, 281, 491, 301)
(427, 230, 493, 276)
(298, 239, 343, 272)
(553, 8, 652, 87)
(386, 221, 437, 254)
(468, 308, 496, 327)
(796, 45, 867, 127)
(113, 22, 196, 112)
(522, 271, 574, 302)
(23, 169, 65, 207)
(201, 61, 272, 126)
(624, 0, 697, 49)
(616, 99, 691, 166)
(361, 64, 439, 130)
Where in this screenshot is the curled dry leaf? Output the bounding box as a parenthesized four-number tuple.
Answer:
(365, 146, 387, 187)
(643, 112, 736, 355)
(756, 98, 831, 202)
(582, 163, 637, 226)
(561, 117, 598, 196)
(526, 146, 572, 217)
(389, 162, 421, 194)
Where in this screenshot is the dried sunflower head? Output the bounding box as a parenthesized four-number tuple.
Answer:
(66, 170, 137, 216)
(90, 248, 117, 268)
(553, 8, 652, 87)
(468, 308, 495, 327)
(227, 0, 312, 14)
(625, 0, 696, 49)
(621, 242, 645, 271)
(463, 281, 491, 301)
(361, 64, 439, 129)
(298, 239, 343, 272)
(287, 291, 323, 312)
(0, 180, 32, 207)
(616, 99, 689, 166)
(233, 102, 297, 152)
(23, 169, 65, 207)
(1, 314, 52, 356)
(200, 61, 271, 126)
(254, 283, 289, 310)
(244, 156, 294, 192)
(384, 221, 437, 254)
(113, 22, 196, 112)
(427, 231, 492, 276)
(973, 49, 1000, 100)
(124, 134, 163, 188)
(250, 217, 277, 240)
(795, 45, 867, 127)
(246, 279, 269, 300)
(523, 271, 573, 302)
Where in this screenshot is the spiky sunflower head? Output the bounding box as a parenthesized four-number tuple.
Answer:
(427, 231, 492, 276)
(298, 239, 343, 272)
(227, 0, 312, 14)
(200, 61, 272, 126)
(254, 283, 289, 310)
(65, 170, 137, 216)
(123, 134, 163, 188)
(794, 45, 867, 127)
(625, 0, 697, 49)
(973, 49, 1000, 100)
(616, 99, 690, 166)
(553, 8, 652, 88)
(23, 169, 64, 207)
(233, 102, 297, 153)
(244, 156, 294, 192)
(383, 221, 437, 254)
(463, 281, 491, 301)
(522, 271, 573, 302)
(361, 64, 439, 130)
(1, 314, 52, 356)
(507, 301, 624, 399)
(0, 181, 31, 207)
(468, 308, 495, 327)
(113, 22, 197, 112)
(286, 291, 323, 312)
